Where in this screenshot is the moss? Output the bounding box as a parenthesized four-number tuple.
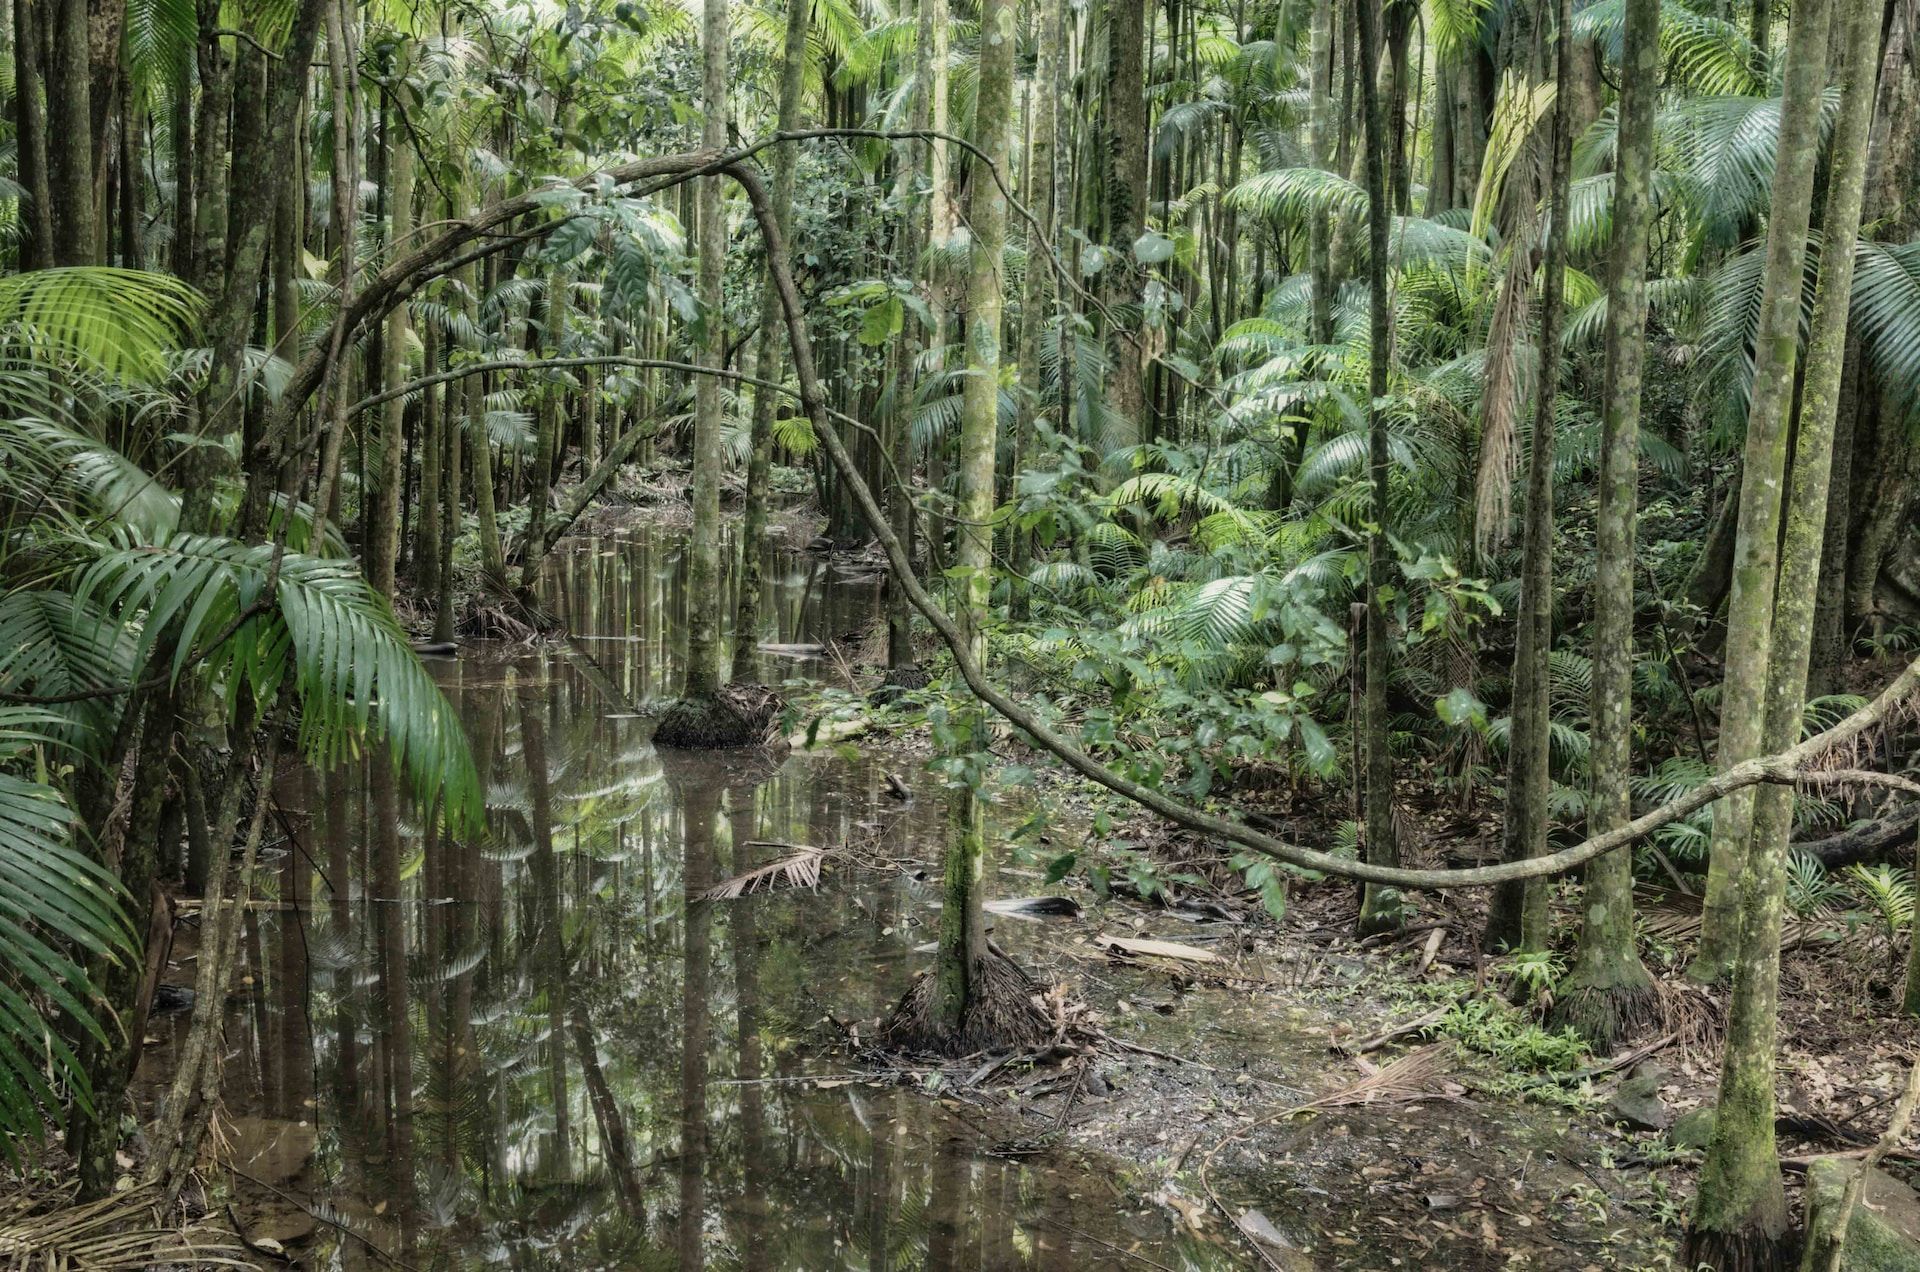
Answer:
(1800, 1159, 1920, 1272)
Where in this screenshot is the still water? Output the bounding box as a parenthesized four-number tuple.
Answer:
(139, 523, 1223, 1269)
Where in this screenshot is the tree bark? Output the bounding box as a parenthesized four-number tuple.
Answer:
(1688, 0, 1883, 1259)
(1355, 0, 1401, 936)
(685, 0, 730, 701)
(1556, 0, 1661, 1049)
(736, 0, 809, 650)
(1692, 0, 1838, 982)
(371, 112, 414, 599)
(1484, 0, 1575, 956)
(930, 0, 1017, 1037)
(45, 0, 93, 263)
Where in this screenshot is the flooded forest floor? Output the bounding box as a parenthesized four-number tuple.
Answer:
(123, 497, 1920, 1270)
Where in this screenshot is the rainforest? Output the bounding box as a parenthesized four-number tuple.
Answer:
(0, 0, 1918, 1266)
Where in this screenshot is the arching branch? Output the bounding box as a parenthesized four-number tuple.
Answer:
(726, 154, 1920, 893)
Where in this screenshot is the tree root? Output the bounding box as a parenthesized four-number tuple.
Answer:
(881, 946, 1056, 1058)
(1550, 974, 1665, 1053)
(1680, 1222, 1797, 1272)
(653, 683, 784, 749)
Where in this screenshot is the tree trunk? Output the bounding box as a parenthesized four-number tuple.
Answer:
(1484, 0, 1574, 956)
(371, 112, 414, 599)
(1009, 0, 1062, 617)
(1555, 0, 1661, 1047)
(1354, 0, 1401, 937)
(685, 0, 730, 701)
(1687, 0, 1882, 1260)
(944, 0, 1017, 1020)
(45, 0, 93, 263)
(1103, 0, 1149, 461)
(1691, 0, 1837, 983)
(12, 0, 53, 269)
(737, 0, 808, 651)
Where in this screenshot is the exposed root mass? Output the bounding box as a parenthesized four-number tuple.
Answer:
(1550, 975, 1665, 1053)
(882, 946, 1056, 1057)
(653, 682, 783, 749)
(1680, 1224, 1798, 1272)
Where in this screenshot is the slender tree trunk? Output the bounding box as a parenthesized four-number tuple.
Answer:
(1484, 0, 1574, 956)
(1687, 0, 1882, 1261)
(1354, 0, 1401, 936)
(1102, 0, 1149, 463)
(1555, 0, 1661, 1047)
(13, 0, 53, 269)
(416, 321, 442, 597)
(371, 115, 414, 599)
(737, 0, 808, 650)
(433, 265, 467, 645)
(1009, 0, 1062, 617)
(523, 269, 566, 576)
(1691, 0, 1837, 983)
(928, 0, 1017, 1042)
(685, 0, 730, 701)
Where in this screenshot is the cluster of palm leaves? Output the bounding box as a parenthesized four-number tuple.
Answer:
(0, 266, 481, 1148)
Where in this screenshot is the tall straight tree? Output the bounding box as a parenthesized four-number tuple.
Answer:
(657, 0, 738, 746)
(371, 114, 414, 600)
(1688, 0, 1884, 1259)
(737, 0, 809, 648)
(1690, 0, 1838, 983)
(1008, 0, 1064, 611)
(1103, 0, 1148, 459)
(885, 0, 941, 673)
(1554, 0, 1660, 1046)
(1484, 0, 1576, 955)
(1354, 0, 1401, 936)
(886, 0, 1044, 1052)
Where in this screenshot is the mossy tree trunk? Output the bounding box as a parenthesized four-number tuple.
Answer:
(687, 0, 730, 702)
(932, 0, 1016, 1041)
(1690, 0, 1837, 984)
(1687, 0, 1883, 1261)
(1354, 0, 1402, 937)
(1484, 0, 1575, 957)
(1553, 0, 1661, 1048)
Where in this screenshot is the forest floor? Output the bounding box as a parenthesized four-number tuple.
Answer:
(771, 551, 1920, 1270)
(823, 691, 1920, 1269)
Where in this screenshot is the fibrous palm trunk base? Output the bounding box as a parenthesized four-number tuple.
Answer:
(869, 664, 930, 707)
(1680, 1224, 1796, 1272)
(882, 946, 1055, 1057)
(1550, 975, 1663, 1053)
(654, 683, 782, 749)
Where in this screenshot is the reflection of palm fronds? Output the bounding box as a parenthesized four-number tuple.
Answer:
(0, 1184, 247, 1268)
(703, 844, 827, 900)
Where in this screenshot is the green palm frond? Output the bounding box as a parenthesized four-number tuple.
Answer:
(80, 535, 481, 829)
(1225, 167, 1367, 226)
(0, 269, 202, 382)
(0, 727, 135, 1152)
(1574, 0, 1761, 95)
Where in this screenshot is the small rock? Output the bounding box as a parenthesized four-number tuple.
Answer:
(1669, 1104, 1715, 1150)
(1608, 1061, 1671, 1132)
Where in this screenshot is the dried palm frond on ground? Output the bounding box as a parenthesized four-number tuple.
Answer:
(0, 1184, 247, 1269)
(702, 842, 827, 899)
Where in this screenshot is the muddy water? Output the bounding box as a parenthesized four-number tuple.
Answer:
(138, 524, 1228, 1270)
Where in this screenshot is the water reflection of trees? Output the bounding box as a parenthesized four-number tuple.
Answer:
(224, 532, 1165, 1269)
